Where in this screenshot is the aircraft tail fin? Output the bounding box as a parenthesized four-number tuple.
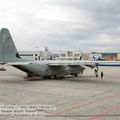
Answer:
(0, 28, 21, 64)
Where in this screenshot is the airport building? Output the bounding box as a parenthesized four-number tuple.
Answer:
(18, 48, 120, 61)
(89, 52, 120, 61)
(19, 47, 52, 61)
(88, 52, 103, 60)
(82, 52, 120, 61)
(102, 53, 117, 61)
(59, 51, 82, 60)
(117, 53, 120, 60)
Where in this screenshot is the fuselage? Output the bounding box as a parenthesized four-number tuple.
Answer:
(13, 60, 85, 78)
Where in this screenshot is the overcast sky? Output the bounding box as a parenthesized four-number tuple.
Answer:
(0, 0, 120, 52)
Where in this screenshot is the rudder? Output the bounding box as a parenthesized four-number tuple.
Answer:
(0, 28, 21, 63)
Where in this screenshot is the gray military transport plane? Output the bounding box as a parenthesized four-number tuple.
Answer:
(0, 28, 120, 80)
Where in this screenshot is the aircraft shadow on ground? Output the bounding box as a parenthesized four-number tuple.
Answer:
(0, 75, 119, 86)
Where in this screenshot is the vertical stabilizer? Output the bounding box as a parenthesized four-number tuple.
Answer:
(0, 28, 21, 63)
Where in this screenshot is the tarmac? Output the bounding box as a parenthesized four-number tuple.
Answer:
(0, 65, 120, 120)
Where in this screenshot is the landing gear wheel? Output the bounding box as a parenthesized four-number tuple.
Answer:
(53, 75, 57, 79)
(74, 74, 78, 77)
(43, 76, 51, 79)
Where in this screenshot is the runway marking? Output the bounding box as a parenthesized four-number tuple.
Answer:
(47, 92, 120, 116)
(56, 90, 112, 107)
(89, 105, 120, 120)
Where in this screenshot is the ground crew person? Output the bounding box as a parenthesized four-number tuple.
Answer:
(94, 69, 97, 74)
(96, 71, 98, 78)
(101, 71, 104, 79)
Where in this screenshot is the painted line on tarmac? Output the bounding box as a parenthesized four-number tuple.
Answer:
(47, 92, 120, 116)
(89, 105, 120, 120)
(56, 90, 112, 107)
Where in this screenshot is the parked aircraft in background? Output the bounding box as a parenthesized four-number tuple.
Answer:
(0, 28, 120, 80)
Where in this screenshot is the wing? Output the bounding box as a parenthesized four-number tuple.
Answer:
(6, 62, 33, 65)
(6, 60, 120, 67)
(47, 60, 120, 67)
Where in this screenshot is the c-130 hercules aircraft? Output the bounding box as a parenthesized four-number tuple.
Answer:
(0, 28, 120, 80)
